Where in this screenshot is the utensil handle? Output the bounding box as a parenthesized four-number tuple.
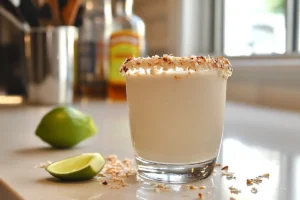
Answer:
(0, 6, 30, 32)
(61, 0, 80, 26)
(45, 0, 61, 26)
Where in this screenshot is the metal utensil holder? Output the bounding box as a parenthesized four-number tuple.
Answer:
(25, 26, 78, 104)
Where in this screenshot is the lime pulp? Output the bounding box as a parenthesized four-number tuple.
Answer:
(45, 153, 105, 181)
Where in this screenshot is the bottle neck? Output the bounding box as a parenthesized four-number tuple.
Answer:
(84, 0, 112, 22)
(85, 0, 111, 11)
(116, 0, 133, 16)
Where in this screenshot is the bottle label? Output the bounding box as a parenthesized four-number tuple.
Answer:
(78, 41, 106, 82)
(109, 30, 141, 83)
(79, 42, 96, 74)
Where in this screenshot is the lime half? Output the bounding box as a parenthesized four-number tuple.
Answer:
(36, 107, 97, 149)
(45, 153, 105, 181)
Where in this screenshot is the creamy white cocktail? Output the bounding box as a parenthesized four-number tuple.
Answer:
(121, 55, 232, 183)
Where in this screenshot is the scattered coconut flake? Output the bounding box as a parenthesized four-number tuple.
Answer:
(199, 186, 206, 190)
(262, 173, 270, 178)
(189, 185, 197, 190)
(247, 179, 253, 186)
(106, 154, 117, 162)
(95, 155, 136, 189)
(215, 163, 222, 167)
(198, 193, 203, 199)
(174, 76, 181, 80)
(149, 183, 171, 192)
(102, 181, 108, 185)
(221, 166, 229, 171)
(251, 187, 258, 194)
(247, 177, 262, 185)
(253, 178, 262, 184)
(34, 160, 52, 168)
(247, 173, 270, 186)
(228, 186, 241, 194)
(222, 171, 235, 180)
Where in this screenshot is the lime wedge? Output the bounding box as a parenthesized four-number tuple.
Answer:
(45, 153, 105, 181)
(36, 107, 97, 149)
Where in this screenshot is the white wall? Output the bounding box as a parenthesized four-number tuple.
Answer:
(227, 55, 300, 111)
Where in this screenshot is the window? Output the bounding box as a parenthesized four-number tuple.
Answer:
(298, 1, 300, 52)
(224, 0, 286, 56)
(170, 0, 300, 57)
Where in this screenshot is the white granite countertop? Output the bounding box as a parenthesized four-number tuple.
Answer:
(0, 101, 300, 200)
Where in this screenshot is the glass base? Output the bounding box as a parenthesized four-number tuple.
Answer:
(135, 156, 216, 184)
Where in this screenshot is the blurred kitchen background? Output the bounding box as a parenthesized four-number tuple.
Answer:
(0, 0, 299, 110)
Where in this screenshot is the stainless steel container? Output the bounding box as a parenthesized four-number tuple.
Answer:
(25, 26, 78, 104)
